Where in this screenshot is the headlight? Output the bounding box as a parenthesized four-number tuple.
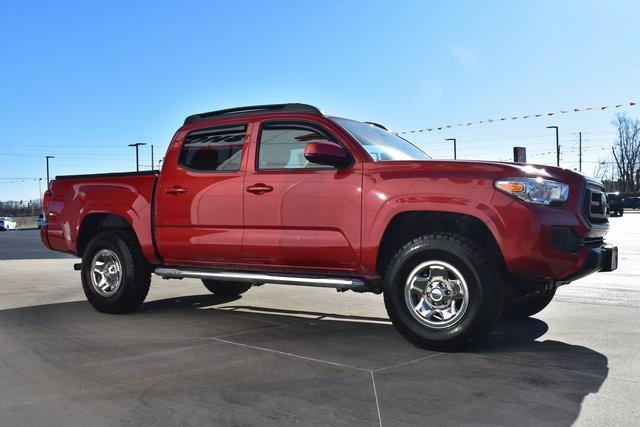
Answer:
(495, 177, 569, 205)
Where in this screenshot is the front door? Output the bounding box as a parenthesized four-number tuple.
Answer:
(155, 122, 250, 266)
(243, 120, 362, 272)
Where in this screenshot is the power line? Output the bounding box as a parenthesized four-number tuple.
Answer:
(0, 178, 42, 185)
(0, 177, 41, 180)
(0, 153, 131, 160)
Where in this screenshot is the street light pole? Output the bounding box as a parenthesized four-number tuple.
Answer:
(445, 138, 457, 159)
(45, 156, 55, 189)
(578, 131, 582, 172)
(128, 143, 147, 172)
(546, 126, 560, 167)
(151, 144, 155, 171)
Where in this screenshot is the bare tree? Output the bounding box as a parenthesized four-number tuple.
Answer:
(611, 113, 640, 191)
(593, 159, 607, 180)
(0, 199, 42, 217)
(592, 159, 620, 191)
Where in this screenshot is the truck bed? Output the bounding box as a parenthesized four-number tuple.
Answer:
(42, 171, 159, 262)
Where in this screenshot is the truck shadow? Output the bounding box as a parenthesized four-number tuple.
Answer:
(142, 294, 610, 425)
(0, 294, 609, 425)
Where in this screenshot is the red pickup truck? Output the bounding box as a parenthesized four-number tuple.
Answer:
(41, 103, 617, 351)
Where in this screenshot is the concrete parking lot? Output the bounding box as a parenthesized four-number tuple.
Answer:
(0, 215, 639, 426)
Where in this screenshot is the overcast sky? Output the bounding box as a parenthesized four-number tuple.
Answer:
(1, 0, 639, 201)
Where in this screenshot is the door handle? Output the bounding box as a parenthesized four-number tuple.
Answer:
(166, 186, 187, 195)
(246, 184, 273, 194)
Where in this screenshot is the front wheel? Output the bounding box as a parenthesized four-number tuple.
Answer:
(81, 230, 151, 314)
(383, 233, 503, 352)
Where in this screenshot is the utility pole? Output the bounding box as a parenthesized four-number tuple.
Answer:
(445, 138, 457, 159)
(38, 178, 42, 202)
(45, 156, 55, 189)
(546, 126, 560, 167)
(151, 144, 155, 170)
(578, 132, 582, 172)
(128, 143, 146, 172)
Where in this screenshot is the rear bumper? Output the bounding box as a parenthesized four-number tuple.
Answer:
(40, 225, 52, 250)
(558, 245, 618, 282)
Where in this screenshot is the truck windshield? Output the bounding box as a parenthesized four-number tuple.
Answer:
(330, 117, 430, 161)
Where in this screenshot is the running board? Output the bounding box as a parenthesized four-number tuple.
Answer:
(154, 267, 368, 290)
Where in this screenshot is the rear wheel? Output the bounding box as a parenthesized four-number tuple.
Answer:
(81, 230, 151, 314)
(383, 233, 502, 352)
(202, 280, 252, 296)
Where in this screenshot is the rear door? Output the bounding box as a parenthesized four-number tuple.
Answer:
(242, 119, 362, 271)
(155, 122, 251, 266)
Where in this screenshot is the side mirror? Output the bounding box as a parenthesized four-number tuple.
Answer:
(304, 140, 350, 168)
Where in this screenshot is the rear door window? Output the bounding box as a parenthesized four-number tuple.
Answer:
(179, 125, 246, 172)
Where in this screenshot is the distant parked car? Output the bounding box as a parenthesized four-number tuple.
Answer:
(0, 217, 17, 231)
(607, 193, 624, 217)
(37, 213, 46, 229)
(624, 196, 640, 209)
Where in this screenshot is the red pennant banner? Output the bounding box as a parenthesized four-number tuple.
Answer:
(396, 101, 637, 135)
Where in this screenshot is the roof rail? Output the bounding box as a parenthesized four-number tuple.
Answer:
(184, 103, 323, 125)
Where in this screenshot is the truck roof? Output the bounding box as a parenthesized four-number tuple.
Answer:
(183, 103, 323, 125)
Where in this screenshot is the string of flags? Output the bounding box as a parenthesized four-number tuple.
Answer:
(528, 146, 610, 158)
(396, 101, 637, 135)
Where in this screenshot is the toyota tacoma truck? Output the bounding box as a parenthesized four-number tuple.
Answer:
(40, 103, 618, 351)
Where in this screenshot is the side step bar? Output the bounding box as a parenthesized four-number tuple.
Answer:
(154, 267, 369, 290)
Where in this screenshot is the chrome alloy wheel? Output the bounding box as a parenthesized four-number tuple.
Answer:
(90, 249, 123, 297)
(404, 260, 469, 329)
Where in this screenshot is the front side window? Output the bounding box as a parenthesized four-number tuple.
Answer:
(258, 122, 336, 170)
(179, 125, 246, 171)
(330, 117, 430, 161)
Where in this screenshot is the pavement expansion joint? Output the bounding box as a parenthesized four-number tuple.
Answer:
(370, 371, 383, 427)
(371, 352, 444, 372)
(209, 336, 372, 372)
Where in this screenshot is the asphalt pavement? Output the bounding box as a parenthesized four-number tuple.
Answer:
(0, 229, 74, 260)
(0, 214, 639, 425)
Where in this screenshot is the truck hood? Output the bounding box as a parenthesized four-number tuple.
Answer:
(471, 160, 592, 182)
(474, 160, 602, 187)
(369, 159, 599, 186)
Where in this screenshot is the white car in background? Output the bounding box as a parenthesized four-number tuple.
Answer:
(37, 213, 46, 229)
(0, 217, 17, 231)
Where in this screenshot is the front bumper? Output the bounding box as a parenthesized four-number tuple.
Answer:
(558, 245, 618, 282)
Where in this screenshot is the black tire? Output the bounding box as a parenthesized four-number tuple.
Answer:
(503, 289, 555, 318)
(383, 233, 503, 352)
(202, 280, 252, 296)
(81, 230, 151, 314)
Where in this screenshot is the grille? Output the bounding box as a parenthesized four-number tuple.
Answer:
(583, 184, 608, 224)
